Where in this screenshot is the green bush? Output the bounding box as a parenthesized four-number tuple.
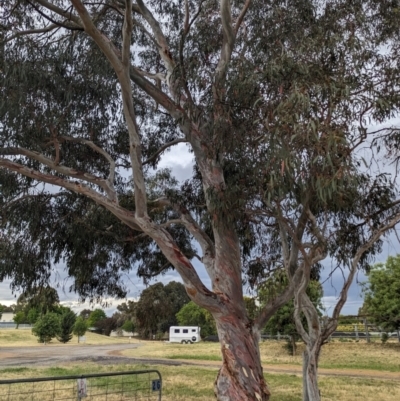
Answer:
(73, 317, 88, 342)
(32, 313, 60, 343)
(57, 309, 76, 343)
(381, 332, 389, 344)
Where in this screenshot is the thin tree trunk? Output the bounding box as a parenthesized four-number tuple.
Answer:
(292, 336, 296, 356)
(302, 340, 321, 401)
(214, 317, 270, 401)
(293, 286, 323, 401)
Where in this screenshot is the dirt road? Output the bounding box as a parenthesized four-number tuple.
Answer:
(1, 344, 399, 382)
(0, 344, 141, 368)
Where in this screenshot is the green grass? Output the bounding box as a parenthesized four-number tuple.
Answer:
(0, 329, 137, 346)
(0, 363, 398, 401)
(0, 367, 30, 374)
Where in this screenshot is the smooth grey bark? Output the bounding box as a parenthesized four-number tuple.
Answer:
(290, 212, 400, 401)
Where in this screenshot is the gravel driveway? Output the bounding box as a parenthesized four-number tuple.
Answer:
(0, 344, 142, 368)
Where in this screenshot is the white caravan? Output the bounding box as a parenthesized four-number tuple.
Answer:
(169, 326, 201, 344)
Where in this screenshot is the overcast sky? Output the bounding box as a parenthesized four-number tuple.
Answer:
(0, 143, 399, 317)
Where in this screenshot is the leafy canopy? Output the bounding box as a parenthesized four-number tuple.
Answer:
(363, 255, 400, 332)
(32, 312, 61, 343)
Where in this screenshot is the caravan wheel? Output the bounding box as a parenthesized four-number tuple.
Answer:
(181, 340, 186, 344)
(187, 340, 192, 344)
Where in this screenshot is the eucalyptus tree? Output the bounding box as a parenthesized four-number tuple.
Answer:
(2, 2, 400, 401)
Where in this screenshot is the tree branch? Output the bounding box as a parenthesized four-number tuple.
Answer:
(234, 0, 251, 33)
(0, 147, 118, 202)
(71, 0, 148, 217)
(4, 24, 59, 43)
(59, 135, 116, 191)
(322, 210, 400, 340)
(33, 0, 82, 25)
(135, 0, 175, 75)
(26, 1, 83, 31)
(254, 269, 303, 330)
(214, 0, 236, 96)
(0, 158, 141, 231)
(143, 138, 187, 165)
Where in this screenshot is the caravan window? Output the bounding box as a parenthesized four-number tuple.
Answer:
(183, 329, 188, 333)
(192, 329, 196, 332)
(174, 329, 180, 333)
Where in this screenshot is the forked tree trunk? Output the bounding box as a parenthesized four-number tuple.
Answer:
(214, 317, 270, 401)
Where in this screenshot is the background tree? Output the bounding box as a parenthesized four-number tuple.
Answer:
(79, 309, 92, 320)
(57, 308, 77, 343)
(121, 319, 135, 333)
(73, 316, 88, 343)
(362, 255, 400, 339)
(176, 301, 217, 338)
(261, 272, 324, 356)
(27, 307, 40, 325)
(135, 281, 189, 338)
(0, 304, 3, 321)
(17, 286, 60, 316)
(87, 309, 107, 328)
(94, 316, 118, 336)
(115, 300, 137, 331)
(0, 304, 15, 313)
(13, 311, 26, 329)
(2, 2, 400, 400)
(32, 312, 60, 343)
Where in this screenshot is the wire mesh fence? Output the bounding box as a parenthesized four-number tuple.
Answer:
(0, 370, 162, 401)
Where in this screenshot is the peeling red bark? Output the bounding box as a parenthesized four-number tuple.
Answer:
(214, 313, 270, 401)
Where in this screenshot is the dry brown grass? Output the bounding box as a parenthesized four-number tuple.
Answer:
(121, 339, 400, 372)
(0, 329, 140, 347)
(259, 340, 400, 371)
(121, 340, 220, 359)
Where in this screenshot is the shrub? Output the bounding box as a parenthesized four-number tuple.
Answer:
(32, 313, 60, 343)
(73, 317, 88, 342)
(57, 309, 76, 343)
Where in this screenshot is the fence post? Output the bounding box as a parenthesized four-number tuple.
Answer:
(363, 317, 370, 343)
(354, 324, 359, 340)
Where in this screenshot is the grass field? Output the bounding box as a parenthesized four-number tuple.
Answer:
(120, 339, 400, 373)
(1, 331, 399, 400)
(0, 329, 139, 346)
(0, 362, 399, 401)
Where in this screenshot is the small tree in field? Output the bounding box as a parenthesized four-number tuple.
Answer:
(57, 309, 77, 343)
(13, 311, 26, 329)
(87, 309, 107, 328)
(73, 316, 88, 343)
(32, 313, 60, 343)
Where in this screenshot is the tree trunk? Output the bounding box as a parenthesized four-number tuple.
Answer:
(302, 340, 321, 401)
(214, 317, 270, 401)
(292, 336, 297, 356)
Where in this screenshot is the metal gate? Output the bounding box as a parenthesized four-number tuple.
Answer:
(0, 369, 162, 400)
